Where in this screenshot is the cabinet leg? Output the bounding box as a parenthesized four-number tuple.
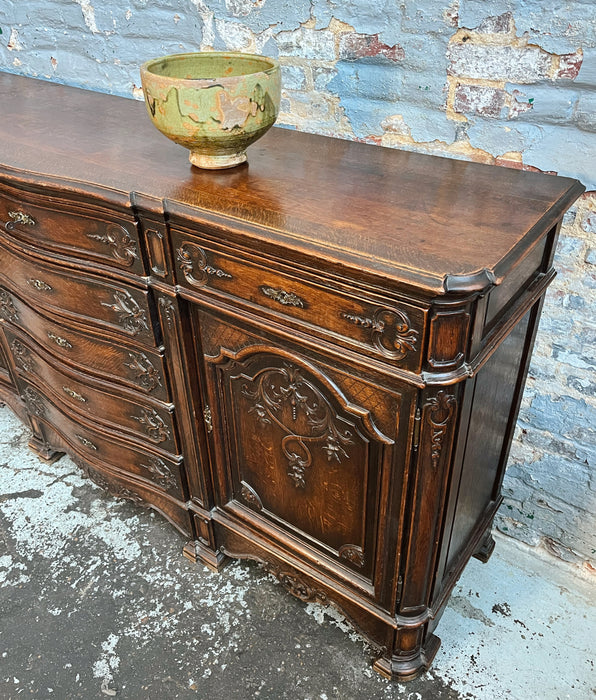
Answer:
(28, 435, 64, 463)
(473, 527, 496, 564)
(183, 540, 230, 573)
(373, 633, 441, 681)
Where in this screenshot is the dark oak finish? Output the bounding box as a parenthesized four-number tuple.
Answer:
(0, 72, 584, 681)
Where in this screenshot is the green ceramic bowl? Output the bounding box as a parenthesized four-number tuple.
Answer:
(140, 51, 281, 169)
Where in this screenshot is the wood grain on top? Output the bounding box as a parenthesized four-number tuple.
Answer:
(0, 73, 584, 293)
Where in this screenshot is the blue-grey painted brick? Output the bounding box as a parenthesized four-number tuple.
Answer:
(574, 92, 596, 132)
(312, 65, 337, 90)
(328, 61, 403, 103)
(401, 0, 458, 35)
(575, 47, 596, 88)
(466, 120, 544, 158)
(460, 0, 596, 53)
(400, 103, 459, 143)
(281, 65, 307, 90)
(208, 0, 309, 33)
(521, 126, 596, 189)
(506, 82, 580, 124)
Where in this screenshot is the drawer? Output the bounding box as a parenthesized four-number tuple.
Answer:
(19, 378, 184, 500)
(0, 181, 144, 274)
(172, 233, 425, 371)
(5, 326, 177, 454)
(0, 235, 155, 345)
(0, 288, 168, 401)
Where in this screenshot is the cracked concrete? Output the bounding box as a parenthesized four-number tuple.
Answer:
(0, 404, 594, 699)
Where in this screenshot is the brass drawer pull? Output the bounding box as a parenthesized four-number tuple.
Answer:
(259, 286, 306, 308)
(76, 434, 97, 450)
(63, 386, 87, 403)
(27, 278, 53, 292)
(5, 211, 36, 230)
(47, 331, 73, 350)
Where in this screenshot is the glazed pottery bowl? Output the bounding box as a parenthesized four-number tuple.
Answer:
(140, 51, 281, 169)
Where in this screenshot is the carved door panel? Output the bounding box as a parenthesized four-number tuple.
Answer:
(198, 309, 415, 587)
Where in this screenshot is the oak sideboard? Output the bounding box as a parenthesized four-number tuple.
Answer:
(0, 72, 584, 680)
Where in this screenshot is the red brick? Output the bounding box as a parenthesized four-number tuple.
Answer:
(453, 83, 506, 118)
(557, 50, 583, 80)
(339, 32, 405, 63)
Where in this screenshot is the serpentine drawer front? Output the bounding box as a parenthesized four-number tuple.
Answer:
(0, 179, 143, 275)
(0, 72, 584, 682)
(171, 230, 426, 372)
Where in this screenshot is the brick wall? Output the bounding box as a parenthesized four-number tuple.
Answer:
(1, 0, 594, 576)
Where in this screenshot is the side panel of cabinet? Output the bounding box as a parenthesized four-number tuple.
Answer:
(433, 306, 534, 607)
(193, 304, 417, 604)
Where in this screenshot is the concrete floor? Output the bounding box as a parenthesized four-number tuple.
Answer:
(0, 404, 594, 700)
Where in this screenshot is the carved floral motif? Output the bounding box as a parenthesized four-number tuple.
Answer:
(124, 351, 162, 393)
(0, 290, 18, 323)
(158, 296, 177, 330)
(101, 290, 149, 336)
(23, 386, 45, 416)
(132, 407, 171, 443)
(240, 481, 263, 511)
(241, 363, 353, 488)
(425, 391, 456, 469)
(263, 561, 328, 604)
(10, 338, 34, 372)
(140, 456, 177, 492)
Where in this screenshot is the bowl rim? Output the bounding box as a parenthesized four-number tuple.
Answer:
(140, 51, 280, 84)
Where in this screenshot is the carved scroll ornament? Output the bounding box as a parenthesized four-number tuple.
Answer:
(341, 307, 418, 360)
(177, 242, 232, 288)
(241, 362, 353, 489)
(86, 223, 138, 266)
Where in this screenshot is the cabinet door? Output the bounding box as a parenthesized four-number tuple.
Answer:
(196, 307, 416, 596)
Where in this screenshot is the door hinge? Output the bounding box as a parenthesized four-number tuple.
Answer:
(396, 575, 404, 606)
(413, 407, 421, 449)
(203, 405, 213, 433)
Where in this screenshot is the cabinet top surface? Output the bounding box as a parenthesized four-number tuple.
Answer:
(0, 72, 584, 294)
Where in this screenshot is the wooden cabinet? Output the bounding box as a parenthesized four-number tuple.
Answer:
(0, 72, 584, 681)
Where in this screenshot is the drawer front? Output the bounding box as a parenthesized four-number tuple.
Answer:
(19, 378, 184, 500)
(172, 233, 424, 371)
(5, 326, 177, 454)
(0, 182, 143, 274)
(0, 288, 168, 401)
(0, 235, 155, 345)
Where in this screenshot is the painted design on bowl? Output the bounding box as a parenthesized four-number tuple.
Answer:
(140, 52, 281, 169)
